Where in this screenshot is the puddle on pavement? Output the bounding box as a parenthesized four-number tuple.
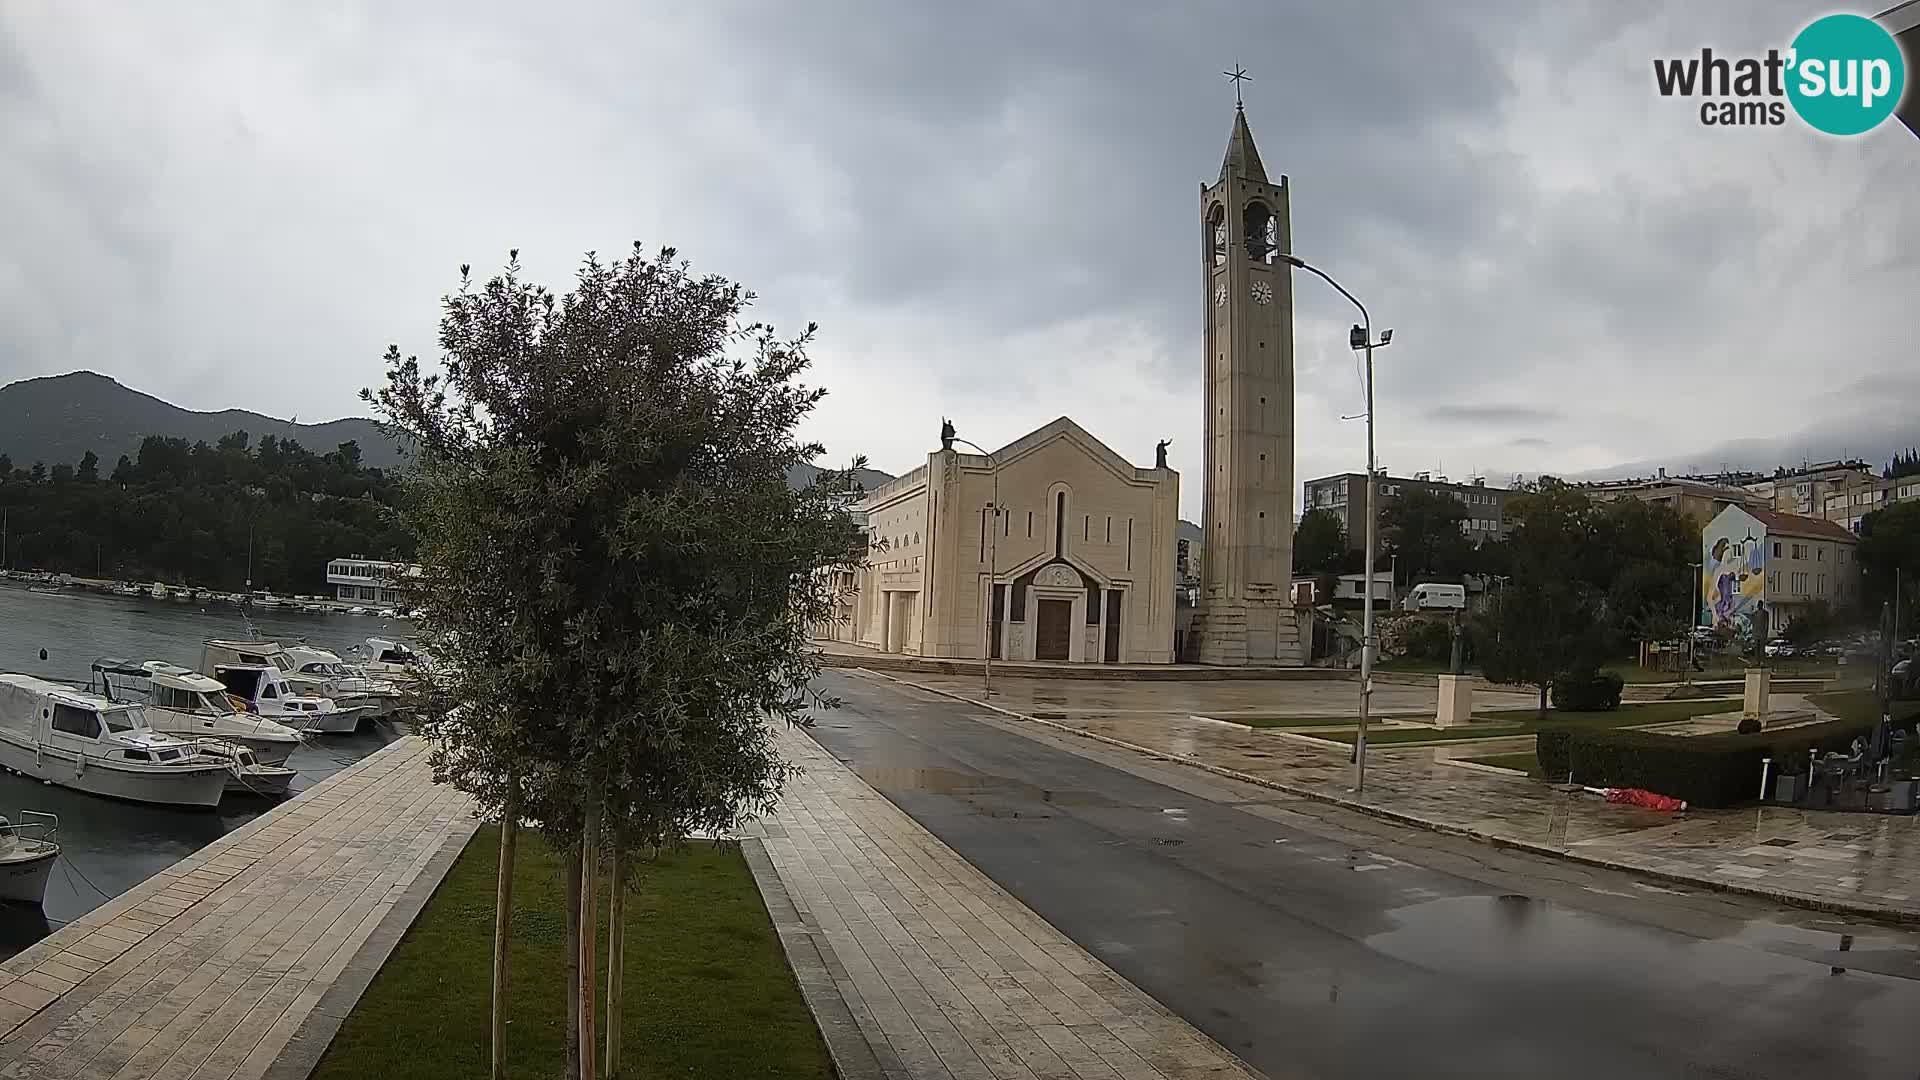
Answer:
(1372, 893, 1920, 989)
(854, 764, 1118, 809)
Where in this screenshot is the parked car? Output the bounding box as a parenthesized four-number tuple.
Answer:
(1763, 638, 1796, 659)
(1892, 659, 1916, 701)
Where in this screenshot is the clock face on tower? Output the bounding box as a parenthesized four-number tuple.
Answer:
(1251, 280, 1274, 305)
(1214, 282, 1228, 308)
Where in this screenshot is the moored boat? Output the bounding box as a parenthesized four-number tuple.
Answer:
(206, 664, 368, 734)
(0, 812, 59, 906)
(90, 660, 304, 766)
(0, 676, 230, 808)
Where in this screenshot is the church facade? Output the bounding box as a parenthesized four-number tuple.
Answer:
(824, 102, 1302, 666)
(838, 418, 1179, 664)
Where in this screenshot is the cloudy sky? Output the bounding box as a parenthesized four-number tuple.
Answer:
(3, 1, 1915, 518)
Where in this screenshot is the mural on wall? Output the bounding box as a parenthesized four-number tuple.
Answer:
(1703, 514, 1766, 638)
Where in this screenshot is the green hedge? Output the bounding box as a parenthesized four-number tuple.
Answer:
(1532, 716, 1879, 807)
(1550, 671, 1624, 711)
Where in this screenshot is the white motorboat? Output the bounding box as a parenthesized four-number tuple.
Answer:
(193, 741, 295, 797)
(0, 812, 59, 906)
(360, 638, 432, 686)
(207, 664, 368, 734)
(203, 640, 402, 720)
(281, 645, 409, 719)
(90, 660, 304, 766)
(0, 676, 230, 808)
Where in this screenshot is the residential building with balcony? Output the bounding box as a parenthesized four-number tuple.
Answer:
(1300, 471, 1511, 552)
(324, 557, 422, 606)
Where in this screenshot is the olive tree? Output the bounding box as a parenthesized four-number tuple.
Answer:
(368, 245, 866, 1080)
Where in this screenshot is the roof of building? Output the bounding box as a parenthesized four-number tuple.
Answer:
(1220, 107, 1268, 183)
(1746, 508, 1858, 543)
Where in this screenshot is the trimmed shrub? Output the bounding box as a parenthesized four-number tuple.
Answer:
(1535, 726, 1574, 780)
(1552, 716, 1879, 808)
(1735, 716, 1762, 735)
(1550, 670, 1625, 711)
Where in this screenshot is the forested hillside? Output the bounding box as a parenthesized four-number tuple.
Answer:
(0, 431, 413, 593)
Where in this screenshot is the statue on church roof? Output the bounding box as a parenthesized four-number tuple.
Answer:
(940, 418, 955, 452)
(1155, 439, 1171, 469)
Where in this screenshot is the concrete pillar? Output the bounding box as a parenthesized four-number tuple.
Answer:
(1435, 674, 1472, 728)
(1743, 668, 1771, 720)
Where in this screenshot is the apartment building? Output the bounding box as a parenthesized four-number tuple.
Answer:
(1583, 469, 1761, 526)
(1301, 471, 1511, 551)
(1821, 472, 1920, 534)
(1740, 460, 1876, 517)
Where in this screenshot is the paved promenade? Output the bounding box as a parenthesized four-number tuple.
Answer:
(884, 671, 1920, 923)
(0, 737, 474, 1080)
(749, 724, 1258, 1080)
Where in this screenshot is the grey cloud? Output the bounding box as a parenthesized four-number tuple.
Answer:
(1427, 403, 1563, 426)
(0, 1, 1915, 522)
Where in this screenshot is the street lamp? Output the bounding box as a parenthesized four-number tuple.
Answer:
(949, 431, 1000, 701)
(1282, 253, 1392, 793)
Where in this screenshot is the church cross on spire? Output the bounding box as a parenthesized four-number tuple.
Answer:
(1222, 64, 1251, 108)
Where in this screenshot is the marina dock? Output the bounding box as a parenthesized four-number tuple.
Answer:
(0, 737, 472, 1079)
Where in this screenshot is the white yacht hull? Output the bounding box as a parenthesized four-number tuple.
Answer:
(273, 706, 368, 735)
(225, 765, 295, 797)
(0, 848, 57, 906)
(0, 734, 228, 808)
(142, 721, 298, 767)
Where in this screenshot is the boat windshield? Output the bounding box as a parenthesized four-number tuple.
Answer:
(195, 691, 238, 715)
(101, 706, 147, 733)
(269, 655, 294, 672)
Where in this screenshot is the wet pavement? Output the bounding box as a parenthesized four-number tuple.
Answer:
(806, 669, 1920, 1079)
(888, 669, 1920, 921)
(899, 672, 1543, 721)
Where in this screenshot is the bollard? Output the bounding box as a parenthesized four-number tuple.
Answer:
(1759, 756, 1773, 802)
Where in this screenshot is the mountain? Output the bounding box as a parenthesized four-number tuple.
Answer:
(1, 371, 896, 490)
(0, 371, 406, 471)
(785, 461, 895, 492)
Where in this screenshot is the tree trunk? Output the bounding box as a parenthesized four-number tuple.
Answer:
(604, 843, 624, 1079)
(565, 845, 582, 1080)
(491, 788, 520, 1080)
(1538, 682, 1549, 715)
(579, 801, 601, 1080)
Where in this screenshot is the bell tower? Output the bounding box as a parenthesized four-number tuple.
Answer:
(1189, 102, 1301, 665)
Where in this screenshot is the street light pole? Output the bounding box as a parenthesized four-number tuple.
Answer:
(951, 435, 999, 701)
(1282, 254, 1391, 793)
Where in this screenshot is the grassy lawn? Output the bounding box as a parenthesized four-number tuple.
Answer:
(312, 826, 832, 1080)
(1319, 699, 1735, 747)
(1229, 714, 1369, 728)
(1809, 690, 1920, 726)
(1458, 752, 1543, 777)
(1601, 657, 1839, 684)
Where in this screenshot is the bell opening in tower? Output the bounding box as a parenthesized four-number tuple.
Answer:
(1208, 204, 1227, 267)
(1243, 202, 1277, 264)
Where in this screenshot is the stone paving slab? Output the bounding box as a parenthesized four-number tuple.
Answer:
(868, 669, 1920, 925)
(748, 724, 1262, 1080)
(0, 736, 475, 1080)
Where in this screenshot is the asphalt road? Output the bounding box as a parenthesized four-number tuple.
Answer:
(807, 669, 1920, 1080)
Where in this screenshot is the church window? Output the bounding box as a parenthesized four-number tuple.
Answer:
(1105, 516, 1112, 543)
(1209, 204, 1227, 267)
(1027, 511, 1033, 537)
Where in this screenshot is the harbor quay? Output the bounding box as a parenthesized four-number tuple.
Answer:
(0, 737, 473, 1080)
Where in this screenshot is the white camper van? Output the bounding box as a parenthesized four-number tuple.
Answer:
(1402, 582, 1467, 612)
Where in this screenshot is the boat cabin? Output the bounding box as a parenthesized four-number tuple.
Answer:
(0, 674, 197, 763)
(93, 660, 242, 721)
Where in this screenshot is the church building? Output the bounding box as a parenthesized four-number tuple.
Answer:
(839, 418, 1179, 664)
(826, 101, 1302, 666)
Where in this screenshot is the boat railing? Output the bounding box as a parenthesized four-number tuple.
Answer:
(0, 811, 59, 852)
